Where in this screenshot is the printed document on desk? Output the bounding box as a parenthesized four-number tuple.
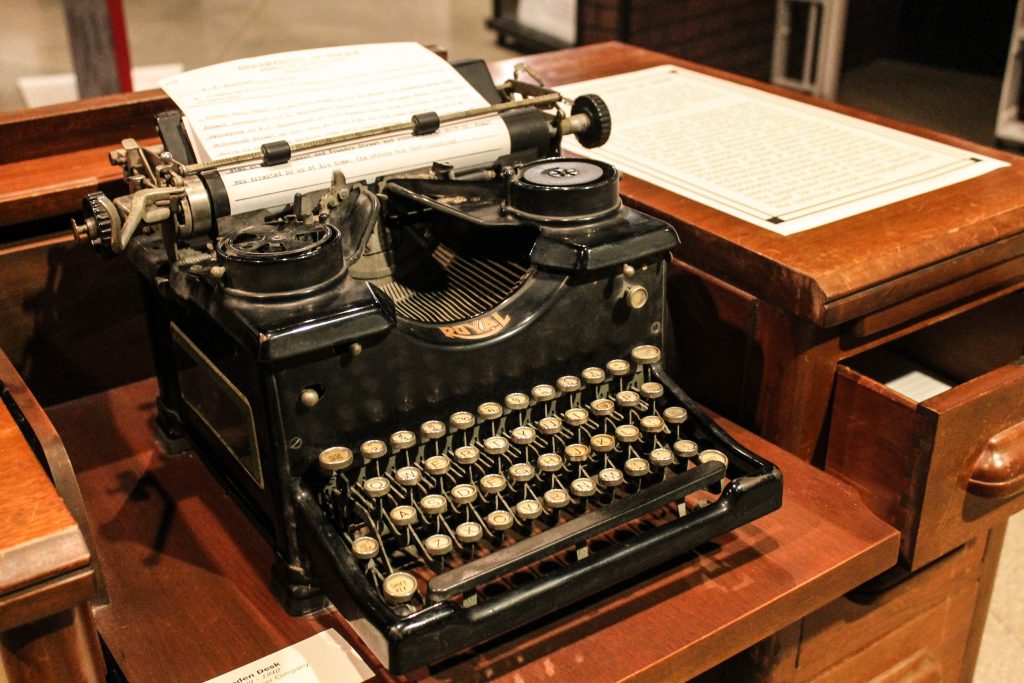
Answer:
(560, 65, 1008, 236)
(159, 43, 511, 215)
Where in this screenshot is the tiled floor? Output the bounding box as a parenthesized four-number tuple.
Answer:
(3, 2, 1022, 680)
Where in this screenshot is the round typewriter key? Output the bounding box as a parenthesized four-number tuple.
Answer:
(663, 406, 688, 425)
(318, 446, 353, 473)
(389, 505, 418, 526)
(530, 384, 557, 403)
(639, 382, 664, 400)
(543, 489, 570, 509)
(508, 462, 536, 483)
(564, 443, 591, 463)
(640, 415, 666, 433)
(614, 424, 640, 444)
(482, 435, 510, 456)
(563, 407, 589, 427)
(598, 467, 624, 488)
(456, 521, 483, 544)
(363, 476, 391, 498)
(649, 447, 674, 468)
(510, 425, 537, 446)
(486, 509, 514, 531)
(615, 390, 640, 409)
(590, 398, 615, 417)
(515, 498, 543, 521)
(571, 477, 597, 498)
(631, 344, 662, 365)
(449, 411, 476, 432)
(625, 457, 651, 478)
(537, 452, 563, 473)
(504, 392, 530, 411)
(590, 433, 617, 453)
(395, 466, 422, 487)
(581, 367, 606, 385)
(359, 439, 388, 461)
(477, 401, 503, 422)
(450, 483, 478, 506)
(390, 430, 417, 451)
(537, 416, 563, 435)
(424, 455, 451, 477)
(424, 534, 454, 557)
(606, 359, 631, 377)
(556, 375, 582, 394)
(351, 536, 379, 561)
(453, 445, 480, 466)
(420, 493, 448, 516)
(419, 420, 446, 441)
(382, 571, 419, 605)
(480, 473, 508, 495)
(699, 449, 729, 469)
(672, 439, 699, 461)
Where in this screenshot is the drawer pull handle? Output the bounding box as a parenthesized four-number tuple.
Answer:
(967, 421, 1024, 499)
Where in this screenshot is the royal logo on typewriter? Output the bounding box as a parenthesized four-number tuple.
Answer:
(438, 312, 511, 340)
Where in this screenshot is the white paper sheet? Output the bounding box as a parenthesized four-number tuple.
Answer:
(203, 629, 372, 683)
(560, 65, 1009, 235)
(160, 43, 511, 215)
(516, 0, 578, 45)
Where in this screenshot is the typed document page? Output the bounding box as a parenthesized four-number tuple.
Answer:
(560, 65, 1008, 235)
(160, 43, 511, 215)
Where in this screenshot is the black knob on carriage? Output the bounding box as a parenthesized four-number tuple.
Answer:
(71, 191, 116, 253)
(506, 157, 620, 222)
(571, 94, 612, 149)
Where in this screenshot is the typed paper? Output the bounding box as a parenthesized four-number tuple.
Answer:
(560, 65, 1008, 235)
(160, 43, 511, 215)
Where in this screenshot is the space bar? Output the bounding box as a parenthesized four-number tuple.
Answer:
(427, 461, 724, 602)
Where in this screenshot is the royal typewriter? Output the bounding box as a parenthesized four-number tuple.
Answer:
(72, 55, 782, 673)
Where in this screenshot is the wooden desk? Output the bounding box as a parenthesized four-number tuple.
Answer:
(47, 378, 896, 682)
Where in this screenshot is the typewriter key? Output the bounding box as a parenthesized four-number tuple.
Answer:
(508, 462, 536, 483)
(486, 509, 514, 531)
(556, 375, 582, 394)
(318, 446, 353, 473)
(639, 382, 664, 400)
(363, 477, 392, 498)
(449, 411, 475, 432)
(615, 390, 640, 409)
(699, 449, 729, 470)
(564, 443, 591, 463)
(614, 424, 640, 444)
(360, 439, 388, 461)
(420, 420, 446, 441)
(631, 345, 662, 365)
(482, 435, 510, 456)
(543, 489, 570, 509)
(672, 439, 699, 461)
(537, 416, 563, 435)
(453, 445, 480, 466)
(504, 392, 530, 412)
(515, 498, 543, 521)
(382, 572, 419, 605)
(598, 467, 624, 488)
(389, 505, 418, 526)
(537, 452, 563, 473)
(395, 466, 422, 487)
(581, 367, 606, 385)
(480, 473, 508, 495)
(510, 425, 537, 446)
(424, 534, 454, 557)
(564, 407, 589, 427)
(590, 433, 617, 453)
(590, 398, 615, 417)
(640, 415, 666, 434)
(424, 455, 451, 477)
(455, 521, 483, 544)
(624, 457, 651, 478)
(420, 494, 448, 516)
(663, 406, 688, 425)
(450, 483, 479, 505)
(477, 402, 503, 422)
(390, 430, 417, 452)
(351, 536, 379, 561)
(649, 448, 674, 469)
(530, 384, 556, 403)
(571, 477, 597, 498)
(606, 359, 631, 377)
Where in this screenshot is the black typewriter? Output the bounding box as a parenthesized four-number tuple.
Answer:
(73, 59, 782, 673)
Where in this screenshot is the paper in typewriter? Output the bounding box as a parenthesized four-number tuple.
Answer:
(560, 65, 1008, 235)
(159, 43, 511, 215)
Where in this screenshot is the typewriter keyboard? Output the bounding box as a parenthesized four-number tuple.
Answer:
(315, 345, 732, 612)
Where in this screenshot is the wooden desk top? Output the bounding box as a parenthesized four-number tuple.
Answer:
(47, 379, 897, 682)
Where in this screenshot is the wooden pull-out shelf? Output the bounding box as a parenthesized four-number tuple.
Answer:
(46, 378, 897, 682)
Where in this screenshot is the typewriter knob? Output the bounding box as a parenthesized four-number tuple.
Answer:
(449, 411, 476, 433)
(649, 448, 674, 468)
(663, 407, 688, 425)
(508, 462, 536, 483)
(530, 384, 557, 404)
(598, 467, 624, 488)
(537, 416, 563, 435)
(625, 458, 651, 478)
(390, 430, 417, 452)
(318, 446, 354, 473)
(382, 572, 419, 605)
(631, 345, 662, 366)
(424, 455, 451, 477)
(590, 398, 615, 417)
(389, 505, 419, 527)
(581, 367, 606, 386)
(590, 433, 617, 453)
(456, 521, 484, 544)
(508, 158, 619, 221)
(563, 408, 589, 427)
(482, 435, 510, 456)
(672, 439, 699, 461)
(480, 473, 508, 495)
(565, 443, 591, 463)
(615, 390, 640, 409)
(537, 452, 564, 473)
(453, 445, 481, 466)
(450, 483, 479, 506)
(420, 494, 448, 516)
(420, 420, 446, 441)
(477, 402, 503, 422)
(510, 425, 537, 446)
(73, 191, 118, 252)
(486, 510, 514, 531)
(699, 449, 730, 471)
(543, 488, 570, 510)
(640, 415, 666, 434)
(556, 375, 582, 395)
(606, 359, 631, 377)
(570, 94, 612, 149)
(515, 499, 543, 521)
(614, 424, 640, 444)
(395, 466, 423, 487)
(363, 476, 392, 498)
(504, 392, 530, 412)
(360, 439, 388, 461)
(639, 382, 664, 400)
(351, 536, 380, 561)
(571, 477, 598, 498)
(425, 534, 454, 557)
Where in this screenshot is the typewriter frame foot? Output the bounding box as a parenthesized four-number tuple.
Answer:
(153, 398, 192, 455)
(271, 559, 328, 616)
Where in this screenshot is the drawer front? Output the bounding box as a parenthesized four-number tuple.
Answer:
(828, 360, 1024, 569)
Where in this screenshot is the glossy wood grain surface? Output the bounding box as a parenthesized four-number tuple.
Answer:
(47, 378, 897, 683)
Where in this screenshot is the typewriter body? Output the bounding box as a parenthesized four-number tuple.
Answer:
(75, 59, 782, 672)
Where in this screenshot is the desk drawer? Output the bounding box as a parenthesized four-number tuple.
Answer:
(827, 293, 1024, 569)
